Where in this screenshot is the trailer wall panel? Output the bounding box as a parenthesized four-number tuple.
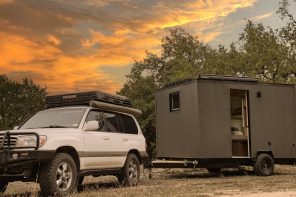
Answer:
(197, 81, 232, 158)
(156, 82, 199, 158)
(248, 84, 296, 158)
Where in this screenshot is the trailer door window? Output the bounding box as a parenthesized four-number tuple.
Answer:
(230, 90, 250, 157)
(169, 92, 180, 112)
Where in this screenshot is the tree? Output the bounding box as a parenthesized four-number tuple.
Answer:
(277, 0, 296, 82)
(238, 20, 294, 82)
(119, 29, 212, 153)
(0, 75, 46, 130)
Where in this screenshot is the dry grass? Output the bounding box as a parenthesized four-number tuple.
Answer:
(3, 165, 296, 196)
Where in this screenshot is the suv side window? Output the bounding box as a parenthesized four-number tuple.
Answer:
(120, 114, 138, 134)
(104, 112, 122, 133)
(85, 110, 106, 131)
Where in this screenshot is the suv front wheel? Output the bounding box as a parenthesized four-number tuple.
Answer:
(118, 153, 140, 186)
(39, 153, 78, 196)
(0, 181, 8, 195)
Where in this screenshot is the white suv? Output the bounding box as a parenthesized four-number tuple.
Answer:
(0, 92, 148, 196)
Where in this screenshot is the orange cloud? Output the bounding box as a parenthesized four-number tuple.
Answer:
(0, 0, 257, 94)
(0, 33, 121, 94)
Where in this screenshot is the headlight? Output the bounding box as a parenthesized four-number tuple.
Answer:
(16, 135, 37, 147)
(16, 135, 47, 147)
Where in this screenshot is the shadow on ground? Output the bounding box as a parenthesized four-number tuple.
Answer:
(3, 182, 120, 197)
(163, 168, 291, 180)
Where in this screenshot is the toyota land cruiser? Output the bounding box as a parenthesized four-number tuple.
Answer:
(0, 91, 148, 196)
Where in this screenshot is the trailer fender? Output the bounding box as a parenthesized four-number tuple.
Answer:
(255, 151, 274, 160)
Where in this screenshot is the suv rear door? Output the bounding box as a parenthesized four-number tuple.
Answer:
(110, 113, 141, 167)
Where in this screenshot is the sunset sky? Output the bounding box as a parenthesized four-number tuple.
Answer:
(0, 0, 290, 94)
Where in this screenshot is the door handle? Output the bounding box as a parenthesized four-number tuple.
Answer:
(103, 136, 110, 140)
(123, 138, 128, 142)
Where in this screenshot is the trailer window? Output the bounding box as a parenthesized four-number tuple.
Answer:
(169, 92, 180, 112)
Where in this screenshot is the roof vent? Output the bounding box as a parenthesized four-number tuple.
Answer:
(198, 75, 258, 82)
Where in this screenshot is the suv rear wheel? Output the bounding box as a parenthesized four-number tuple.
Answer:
(39, 153, 77, 196)
(118, 153, 140, 186)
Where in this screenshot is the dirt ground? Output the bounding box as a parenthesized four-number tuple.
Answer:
(3, 165, 296, 196)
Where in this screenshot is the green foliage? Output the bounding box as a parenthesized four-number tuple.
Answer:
(239, 21, 294, 82)
(0, 75, 46, 130)
(119, 28, 211, 152)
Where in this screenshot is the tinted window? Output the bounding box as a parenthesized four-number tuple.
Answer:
(120, 114, 138, 134)
(105, 113, 121, 133)
(20, 108, 86, 129)
(169, 92, 180, 112)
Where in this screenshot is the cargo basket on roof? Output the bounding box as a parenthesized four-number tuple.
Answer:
(46, 91, 132, 108)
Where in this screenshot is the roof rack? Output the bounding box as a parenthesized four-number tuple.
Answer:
(164, 77, 195, 89)
(163, 75, 258, 89)
(198, 75, 258, 82)
(46, 91, 132, 108)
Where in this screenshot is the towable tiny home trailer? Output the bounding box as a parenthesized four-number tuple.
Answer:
(153, 75, 296, 175)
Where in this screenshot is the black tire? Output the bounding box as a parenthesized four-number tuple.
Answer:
(207, 168, 221, 173)
(255, 153, 274, 176)
(38, 153, 78, 196)
(118, 154, 140, 187)
(0, 181, 8, 195)
(76, 176, 84, 192)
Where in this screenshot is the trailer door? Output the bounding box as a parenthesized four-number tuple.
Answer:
(230, 89, 250, 157)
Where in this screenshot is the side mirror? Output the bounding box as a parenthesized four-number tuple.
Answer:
(83, 121, 99, 131)
(13, 126, 19, 130)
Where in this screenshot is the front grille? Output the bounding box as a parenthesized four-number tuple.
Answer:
(0, 132, 39, 150)
(0, 134, 17, 148)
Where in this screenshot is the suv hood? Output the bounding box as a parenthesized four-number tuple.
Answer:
(3, 128, 80, 135)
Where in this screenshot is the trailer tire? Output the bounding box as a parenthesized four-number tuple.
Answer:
(39, 153, 78, 196)
(255, 153, 274, 176)
(207, 168, 221, 173)
(118, 153, 140, 187)
(0, 181, 8, 195)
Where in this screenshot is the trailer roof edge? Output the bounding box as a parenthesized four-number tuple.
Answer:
(158, 75, 295, 91)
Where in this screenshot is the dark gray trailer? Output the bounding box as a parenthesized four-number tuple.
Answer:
(153, 75, 296, 175)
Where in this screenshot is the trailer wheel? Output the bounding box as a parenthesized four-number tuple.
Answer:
(0, 181, 8, 195)
(118, 153, 140, 187)
(38, 153, 78, 196)
(207, 168, 221, 173)
(255, 153, 274, 176)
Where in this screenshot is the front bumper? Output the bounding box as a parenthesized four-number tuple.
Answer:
(0, 150, 56, 169)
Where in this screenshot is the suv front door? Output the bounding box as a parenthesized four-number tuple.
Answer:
(82, 110, 113, 169)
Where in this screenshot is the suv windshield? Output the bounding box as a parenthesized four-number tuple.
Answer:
(20, 108, 86, 129)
